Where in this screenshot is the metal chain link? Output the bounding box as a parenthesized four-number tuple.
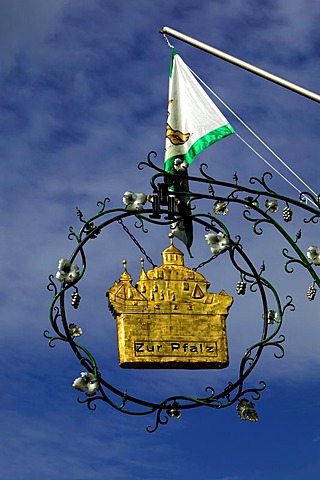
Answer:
(193, 254, 217, 271)
(118, 219, 157, 268)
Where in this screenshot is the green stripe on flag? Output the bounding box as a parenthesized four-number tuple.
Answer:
(164, 123, 234, 173)
(169, 49, 177, 78)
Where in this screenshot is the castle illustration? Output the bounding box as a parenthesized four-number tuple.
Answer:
(107, 236, 233, 369)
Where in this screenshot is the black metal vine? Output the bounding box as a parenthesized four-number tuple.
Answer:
(45, 151, 320, 432)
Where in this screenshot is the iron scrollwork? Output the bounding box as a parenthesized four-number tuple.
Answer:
(45, 151, 320, 432)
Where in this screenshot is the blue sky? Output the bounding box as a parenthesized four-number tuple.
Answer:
(1, 1, 320, 479)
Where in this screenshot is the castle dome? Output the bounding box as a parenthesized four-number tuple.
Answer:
(161, 234, 184, 266)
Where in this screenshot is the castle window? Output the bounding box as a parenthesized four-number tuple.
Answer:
(183, 282, 189, 290)
(192, 284, 204, 299)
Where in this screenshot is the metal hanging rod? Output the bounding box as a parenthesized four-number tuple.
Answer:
(160, 26, 320, 103)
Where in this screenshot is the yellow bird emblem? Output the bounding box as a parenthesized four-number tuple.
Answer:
(166, 124, 190, 145)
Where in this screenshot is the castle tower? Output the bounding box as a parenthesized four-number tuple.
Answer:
(162, 237, 184, 266)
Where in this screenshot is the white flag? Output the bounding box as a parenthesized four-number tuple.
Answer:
(165, 52, 234, 174)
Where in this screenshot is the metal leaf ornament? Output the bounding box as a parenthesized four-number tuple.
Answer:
(123, 191, 147, 211)
(68, 323, 83, 337)
(173, 158, 188, 172)
(56, 259, 80, 283)
(213, 200, 228, 215)
(237, 399, 258, 422)
(307, 246, 320, 266)
(265, 199, 279, 213)
(205, 232, 229, 254)
(72, 372, 99, 397)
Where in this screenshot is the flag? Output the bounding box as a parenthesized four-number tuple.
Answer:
(164, 51, 234, 256)
(164, 51, 234, 174)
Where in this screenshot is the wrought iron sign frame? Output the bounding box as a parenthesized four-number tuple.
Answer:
(45, 152, 320, 432)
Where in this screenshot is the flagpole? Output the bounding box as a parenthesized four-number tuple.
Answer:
(160, 26, 320, 103)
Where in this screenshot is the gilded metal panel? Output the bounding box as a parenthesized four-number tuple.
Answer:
(107, 237, 233, 369)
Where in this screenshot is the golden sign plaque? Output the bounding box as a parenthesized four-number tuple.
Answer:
(107, 235, 233, 369)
